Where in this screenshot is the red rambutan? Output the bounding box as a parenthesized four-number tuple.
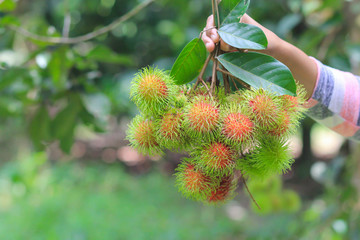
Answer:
(184, 97, 220, 140)
(206, 175, 235, 203)
(175, 159, 217, 200)
(197, 141, 236, 176)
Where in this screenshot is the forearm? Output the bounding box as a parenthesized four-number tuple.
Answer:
(263, 39, 318, 100)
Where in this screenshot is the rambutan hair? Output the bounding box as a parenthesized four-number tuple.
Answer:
(126, 114, 163, 156)
(205, 174, 237, 204)
(183, 96, 221, 141)
(195, 141, 237, 177)
(237, 136, 294, 179)
(243, 88, 283, 130)
(220, 103, 255, 149)
(175, 159, 218, 201)
(155, 108, 187, 151)
(130, 66, 177, 116)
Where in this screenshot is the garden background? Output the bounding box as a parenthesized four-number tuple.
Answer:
(0, 0, 359, 239)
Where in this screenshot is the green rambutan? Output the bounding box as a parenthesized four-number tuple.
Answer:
(183, 96, 220, 140)
(237, 136, 294, 179)
(130, 66, 177, 116)
(220, 103, 255, 148)
(196, 141, 236, 177)
(155, 109, 186, 151)
(126, 115, 163, 156)
(175, 159, 218, 200)
(206, 174, 236, 204)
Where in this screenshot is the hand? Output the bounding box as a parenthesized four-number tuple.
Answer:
(201, 14, 281, 55)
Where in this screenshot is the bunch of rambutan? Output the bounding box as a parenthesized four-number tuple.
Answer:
(127, 66, 307, 204)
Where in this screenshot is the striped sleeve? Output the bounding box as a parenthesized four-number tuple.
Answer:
(304, 57, 360, 141)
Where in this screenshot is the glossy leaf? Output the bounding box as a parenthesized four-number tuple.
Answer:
(170, 38, 207, 85)
(218, 0, 250, 26)
(218, 23, 267, 50)
(217, 52, 296, 96)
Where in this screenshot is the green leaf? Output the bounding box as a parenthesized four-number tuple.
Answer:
(217, 52, 296, 96)
(170, 38, 207, 85)
(87, 45, 133, 65)
(28, 105, 52, 150)
(218, 0, 250, 26)
(0, 0, 16, 12)
(48, 46, 72, 89)
(52, 94, 82, 153)
(218, 23, 267, 50)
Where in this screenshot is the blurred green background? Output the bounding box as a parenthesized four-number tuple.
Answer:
(0, 0, 360, 239)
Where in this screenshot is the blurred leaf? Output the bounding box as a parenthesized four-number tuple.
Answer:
(87, 45, 133, 65)
(52, 94, 82, 153)
(218, 0, 250, 26)
(217, 52, 296, 96)
(28, 105, 51, 150)
(48, 46, 72, 89)
(0, 0, 16, 11)
(218, 23, 267, 50)
(170, 38, 207, 85)
(81, 92, 111, 124)
(0, 68, 29, 91)
(276, 14, 302, 38)
(0, 15, 20, 26)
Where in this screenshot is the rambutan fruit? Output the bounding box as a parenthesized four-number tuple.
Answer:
(175, 159, 218, 200)
(155, 109, 186, 151)
(278, 82, 307, 124)
(130, 66, 177, 116)
(268, 112, 293, 137)
(245, 89, 283, 130)
(220, 104, 255, 148)
(126, 115, 163, 156)
(206, 174, 236, 204)
(196, 141, 236, 177)
(237, 136, 294, 179)
(183, 96, 220, 141)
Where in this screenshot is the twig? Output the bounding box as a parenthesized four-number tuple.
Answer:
(242, 175, 261, 210)
(187, 53, 213, 95)
(230, 76, 239, 91)
(62, 0, 71, 38)
(216, 67, 250, 89)
(8, 0, 154, 44)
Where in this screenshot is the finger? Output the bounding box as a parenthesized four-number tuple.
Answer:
(220, 39, 236, 52)
(202, 31, 215, 52)
(205, 15, 219, 43)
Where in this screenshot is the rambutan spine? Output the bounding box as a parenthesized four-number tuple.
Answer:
(237, 136, 294, 179)
(126, 114, 163, 156)
(195, 141, 237, 177)
(183, 96, 221, 141)
(175, 159, 218, 201)
(130, 66, 177, 116)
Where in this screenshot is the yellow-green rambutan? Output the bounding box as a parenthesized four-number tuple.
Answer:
(126, 114, 163, 156)
(245, 89, 283, 130)
(155, 108, 187, 151)
(130, 66, 177, 116)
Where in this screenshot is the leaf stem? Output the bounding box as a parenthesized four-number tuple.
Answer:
(216, 67, 250, 89)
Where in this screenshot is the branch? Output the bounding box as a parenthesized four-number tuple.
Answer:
(8, 0, 154, 44)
